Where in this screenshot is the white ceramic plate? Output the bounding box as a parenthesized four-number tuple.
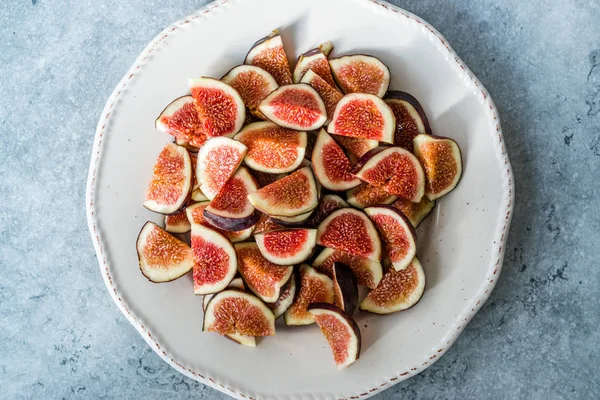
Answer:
(86, 0, 514, 398)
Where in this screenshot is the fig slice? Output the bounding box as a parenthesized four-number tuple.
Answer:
(333, 135, 379, 158)
(353, 146, 425, 202)
(364, 206, 417, 271)
(316, 208, 381, 261)
(311, 129, 361, 191)
(312, 248, 383, 289)
(221, 65, 279, 112)
(253, 213, 285, 234)
(255, 228, 317, 266)
(392, 196, 436, 228)
(247, 166, 319, 217)
(186, 202, 253, 243)
(245, 30, 293, 86)
(332, 263, 358, 315)
(284, 264, 334, 326)
(306, 194, 349, 227)
(299, 69, 343, 124)
(156, 95, 207, 148)
(190, 185, 209, 202)
(384, 91, 432, 152)
(258, 84, 327, 131)
(234, 122, 307, 174)
(196, 137, 247, 200)
(307, 303, 361, 369)
(189, 77, 246, 138)
(191, 224, 237, 295)
(327, 93, 395, 143)
(267, 274, 296, 319)
(271, 210, 314, 226)
(329, 54, 390, 97)
(235, 242, 294, 303)
(293, 43, 336, 86)
(346, 183, 397, 209)
(136, 222, 195, 283)
(165, 208, 192, 234)
(413, 134, 463, 201)
(202, 276, 246, 312)
(144, 143, 193, 214)
(360, 257, 426, 314)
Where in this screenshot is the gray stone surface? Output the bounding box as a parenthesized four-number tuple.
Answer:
(1, 0, 599, 399)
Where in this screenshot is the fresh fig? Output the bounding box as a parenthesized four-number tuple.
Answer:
(384, 91, 431, 152)
(234, 122, 307, 174)
(191, 224, 237, 295)
(267, 274, 296, 319)
(254, 228, 317, 265)
(165, 208, 191, 234)
(202, 276, 246, 312)
(392, 196, 436, 228)
(332, 263, 358, 315)
(196, 137, 247, 200)
(144, 143, 193, 214)
(253, 214, 285, 234)
(189, 78, 246, 138)
(333, 135, 379, 158)
(258, 84, 327, 131)
(352, 146, 425, 202)
(245, 30, 293, 86)
(186, 202, 253, 243)
(329, 54, 390, 97)
(306, 194, 349, 227)
(299, 69, 343, 124)
(360, 257, 426, 314)
(327, 93, 395, 143)
(307, 303, 361, 369)
(346, 183, 397, 209)
(155, 95, 207, 148)
(235, 242, 294, 303)
(293, 43, 336, 86)
(311, 129, 361, 191)
(175, 136, 201, 153)
(221, 65, 279, 112)
(316, 208, 381, 261)
(413, 134, 463, 201)
(284, 264, 334, 326)
(270, 210, 314, 226)
(190, 185, 208, 202)
(312, 248, 383, 289)
(136, 221, 195, 283)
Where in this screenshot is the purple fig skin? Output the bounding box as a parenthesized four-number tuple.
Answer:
(333, 263, 358, 315)
(384, 91, 432, 135)
(202, 209, 261, 231)
(307, 302, 361, 362)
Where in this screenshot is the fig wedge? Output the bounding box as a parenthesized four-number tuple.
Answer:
(267, 274, 296, 319)
(253, 214, 286, 234)
(202, 276, 246, 312)
(329, 54, 390, 97)
(221, 65, 279, 112)
(300, 69, 343, 124)
(258, 84, 327, 131)
(333, 135, 379, 158)
(196, 137, 247, 200)
(293, 43, 336, 86)
(392, 196, 436, 228)
(311, 129, 361, 191)
(245, 30, 293, 86)
(190, 185, 208, 202)
(332, 263, 358, 315)
(312, 248, 383, 289)
(165, 208, 192, 234)
(384, 91, 432, 152)
(155, 95, 207, 148)
(346, 183, 397, 209)
(186, 202, 253, 243)
(271, 210, 314, 226)
(284, 264, 334, 326)
(255, 228, 317, 266)
(191, 224, 237, 295)
(306, 194, 349, 227)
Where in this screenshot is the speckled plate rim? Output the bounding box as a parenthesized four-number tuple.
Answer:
(86, 0, 514, 398)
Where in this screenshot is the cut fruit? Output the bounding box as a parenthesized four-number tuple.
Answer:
(155, 95, 207, 148)
(316, 208, 381, 261)
(136, 222, 195, 283)
(364, 206, 417, 271)
(144, 143, 193, 214)
(247, 166, 318, 217)
(196, 137, 247, 200)
(186, 202, 253, 243)
(189, 77, 246, 138)
(307, 303, 361, 369)
(245, 30, 293, 86)
(191, 224, 237, 295)
(392, 196, 436, 228)
(253, 170, 280, 187)
(311, 129, 361, 191)
(235, 242, 294, 303)
(293, 43, 336, 86)
(352, 146, 425, 202)
(360, 257, 426, 314)
(384, 91, 431, 152)
(255, 228, 317, 266)
(327, 93, 395, 143)
(329, 54, 390, 97)
(165, 208, 192, 234)
(175, 136, 201, 153)
(253, 214, 285, 234)
(346, 183, 397, 209)
(267, 275, 296, 319)
(271, 210, 314, 226)
(258, 84, 327, 131)
(413, 134, 463, 201)
(312, 248, 382, 289)
(333, 135, 379, 158)
(202, 276, 246, 312)
(221, 65, 279, 111)
(284, 264, 334, 326)
(203, 167, 260, 231)
(307, 194, 349, 227)
(234, 122, 307, 173)
(190, 186, 208, 202)
(332, 263, 358, 315)
(299, 69, 342, 124)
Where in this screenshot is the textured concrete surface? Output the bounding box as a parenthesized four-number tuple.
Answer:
(1, 0, 599, 399)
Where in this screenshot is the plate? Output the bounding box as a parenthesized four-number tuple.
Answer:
(86, 0, 514, 398)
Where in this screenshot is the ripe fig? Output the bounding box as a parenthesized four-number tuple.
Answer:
(267, 274, 296, 319)
(155, 95, 207, 148)
(255, 228, 317, 266)
(202, 276, 246, 312)
(392, 196, 436, 228)
(144, 143, 193, 214)
(413, 134, 463, 200)
(186, 202, 253, 243)
(270, 209, 314, 226)
(384, 91, 432, 152)
(346, 183, 396, 209)
(329, 54, 390, 97)
(352, 146, 425, 202)
(165, 208, 191, 234)
(136, 222, 195, 283)
(253, 213, 285, 234)
(189, 77, 246, 138)
(196, 137, 247, 200)
(306, 194, 349, 227)
(191, 224, 237, 295)
(316, 208, 381, 261)
(258, 84, 327, 131)
(300, 69, 343, 124)
(284, 264, 334, 326)
(175, 136, 201, 153)
(245, 30, 293, 86)
(333, 135, 378, 158)
(332, 263, 358, 315)
(312, 248, 383, 289)
(360, 257, 426, 314)
(311, 129, 361, 191)
(190, 185, 208, 202)
(327, 93, 395, 143)
(293, 43, 336, 86)
(221, 65, 279, 112)
(234, 122, 307, 174)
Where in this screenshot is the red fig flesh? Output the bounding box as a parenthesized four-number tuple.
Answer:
(293, 43, 336, 86)
(284, 265, 334, 326)
(165, 208, 192, 234)
(300, 69, 343, 124)
(384, 91, 431, 152)
(245, 30, 293, 86)
(333, 135, 379, 158)
(191, 224, 237, 295)
(196, 137, 247, 200)
(186, 202, 253, 243)
(329, 55, 390, 97)
(253, 214, 286, 234)
(155, 96, 207, 148)
(392, 196, 436, 228)
(311, 129, 361, 191)
(413, 134, 463, 200)
(258, 84, 327, 131)
(255, 228, 317, 265)
(267, 274, 296, 319)
(221, 65, 279, 111)
(332, 263, 358, 315)
(346, 183, 397, 209)
(202, 276, 246, 312)
(312, 248, 383, 289)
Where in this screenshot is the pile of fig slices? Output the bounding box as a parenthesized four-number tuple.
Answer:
(136, 29, 463, 370)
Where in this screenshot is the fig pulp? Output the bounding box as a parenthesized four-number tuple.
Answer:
(346, 183, 397, 209)
(332, 263, 358, 315)
(284, 264, 334, 326)
(245, 30, 293, 86)
(392, 196, 436, 228)
(300, 70, 343, 124)
(413, 134, 463, 200)
(311, 129, 361, 191)
(253, 213, 285, 234)
(165, 208, 192, 234)
(202, 276, 246, 312)
(293, 43, 336, 86)
(384, 91, 432, 152)
(254, 228, 317, 265)
(267, 275, 296, 319)
(333, 135, 378, 158)
(155, 95, 207, 148)
(312, 248, 383, 289)
(221, 65, 279, 112)
(191, 224, 237, 295)
(307, 194, 349, 227)
(258, 84, 327, 131)
(136, 222, 195, 283)
(196, 137, 247, 200)
(329, 54, 390, 97)
(186, 202, 253, 243)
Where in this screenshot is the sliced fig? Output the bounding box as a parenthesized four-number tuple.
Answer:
(136, 222, 195, 283)
(307, 303, 361, 369)
(202, 276, 246, 312)
(175, 136, 201, 153)
(284, 264, 334, 326)
(312, 248, 382, 289)
(191, 224, 237, 295)
(332, 263, 358, 315)
(311, 129, 361, 191)
(299, 69, 343, 124)
(245, 30, 293, 86)
(258, 84, 327, 131)
(155, 95, 207, 148)
(196, 137, 247, 200)
(333, 135, 379, 158)
(327, 93, 395, 143)
(255, 228, 317, 266)
(221, 65, 279, 112)
(353, 146, 425, 202)
(346, 183, 397, 209)
(413, 134, 463, 201)
(360, 257, 426, 314)
(247, 166, 318, 217)
(235, 242, 294, 303)
(329, 54, 390, 97)
(384, 91, 431, 152)
(270, 210, 314, 226)
(165, 208, 192, 233)
(190, 185, 209, 202)
(316, 208, 381, 261)
(253, 213, 285, 234)
(307, 194, 349, 227)
(293, 43, 336, 86)
(144, 143, 193, 214)
(186, 202, 253, 243)
(234, 122, 307, 173)
(392, 196, 436, 228)
(267, 274, 296, 319)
